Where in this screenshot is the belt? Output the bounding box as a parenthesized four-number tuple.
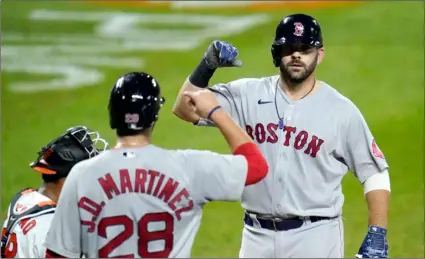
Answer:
(243, 211, 335, 231)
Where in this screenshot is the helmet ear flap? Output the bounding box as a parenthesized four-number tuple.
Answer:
(108, 102, 118, 130)
(271, 44, 281, 67)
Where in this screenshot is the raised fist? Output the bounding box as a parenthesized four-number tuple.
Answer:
(203, 40, 243, 69)
(183, 89, 221, 119)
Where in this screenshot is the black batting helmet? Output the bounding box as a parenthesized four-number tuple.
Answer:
(271, 13, 323, 67)
(108, 72, 165, 134)
(30, 126, 108, 178)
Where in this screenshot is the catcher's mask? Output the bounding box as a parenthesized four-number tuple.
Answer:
(30, 126, 108, 178)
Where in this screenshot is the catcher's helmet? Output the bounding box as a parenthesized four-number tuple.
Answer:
(30, 126, 108, 178)
(108, 72, 165, 134)
(271, 13, 323, 67)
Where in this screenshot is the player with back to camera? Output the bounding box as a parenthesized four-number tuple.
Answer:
(43, 71, 269, 258)
(173, 13, 391, 258)
(1, 126, 108, 258)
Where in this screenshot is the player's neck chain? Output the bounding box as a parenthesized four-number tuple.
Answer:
(274, 78, 316, 129)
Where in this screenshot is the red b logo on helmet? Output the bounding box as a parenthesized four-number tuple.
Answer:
(294, 22, 304, 37)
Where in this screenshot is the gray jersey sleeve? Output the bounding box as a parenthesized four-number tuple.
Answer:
(195, 79, 247, 127)
(181, 150, 248, 203)
(44, 163, 83, 258)
(342, 104, 389, 183)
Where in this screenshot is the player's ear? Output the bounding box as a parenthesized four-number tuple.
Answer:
(317, 47, 325, 65)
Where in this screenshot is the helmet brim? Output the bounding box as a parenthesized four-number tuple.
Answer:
(30, 160, 57, 175)
(273, 37, 323, 48)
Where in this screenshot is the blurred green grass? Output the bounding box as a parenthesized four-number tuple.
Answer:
(1, 1, 423, 257)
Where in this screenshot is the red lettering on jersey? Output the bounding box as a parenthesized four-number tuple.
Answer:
(167, 188, 193, 221)
(98, 173, 120, 200)
(247, 123, 324, 158)
(304, 135, 324, 158)
(147, 170, 160, 195)
(174, 200, 194, 221)
(79, 197, 103, 217)
(96, 212, 174, 258)
(95, 169, 193, 221)
(255, 124, 266, 143)
(81, 219, 96, 233)
(119, 169, 133, 194)
(246, 125, 254, 140)
(283, 126, 296, 146)
(266, 123, 279, 143)
(134, 169, 147, 193)
(157, 178, 179, 203)
(294, 130, 308, 150)
(152, 174, 165, 197)
(2, 228, 18, 258)
(18, 218, 29, 229)
(21, 219, 36, 235)
(98, 215, 134, 258)
(78, 196, 104, 232)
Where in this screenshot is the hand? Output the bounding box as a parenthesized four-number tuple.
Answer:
(355, 225, 389, 258)
(203, 40, 243, 69)
(183, 90, 221, 119)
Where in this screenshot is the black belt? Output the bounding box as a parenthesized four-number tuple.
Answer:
(244, 211, 335, 231)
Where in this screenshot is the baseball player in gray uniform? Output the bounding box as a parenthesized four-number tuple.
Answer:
(173, 14, 391, 258)
(43, 72, 269, 258)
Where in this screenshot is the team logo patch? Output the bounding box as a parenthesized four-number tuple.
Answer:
(372, 139, 385, 159)
(294, 22, 304, 37)
(13, 202, 33, 215)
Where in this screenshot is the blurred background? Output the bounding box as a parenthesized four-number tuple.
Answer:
(1, 1, 423, 257)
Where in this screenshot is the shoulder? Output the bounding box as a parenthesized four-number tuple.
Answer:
(173, 149, 239, 166)
(320, 81, 362, 115)
(175, 148, 219, 158)
(212, 75, 278, 94)
(126, 145, 204, 165)
(68, 150, 109, 176)
(175, 149, 244, 166)
(320, 82, 369, 133)
(6, 191, 55, 235)
(7, 189, 55, 218)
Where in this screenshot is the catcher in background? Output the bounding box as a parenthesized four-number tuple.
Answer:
(1, 126, 108, 258)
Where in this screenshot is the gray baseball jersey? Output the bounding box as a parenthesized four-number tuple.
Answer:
(196, 75, 389, 218)
(43, 145, 248, 258)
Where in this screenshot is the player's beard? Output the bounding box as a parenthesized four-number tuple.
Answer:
(279, 54, 318, 84)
